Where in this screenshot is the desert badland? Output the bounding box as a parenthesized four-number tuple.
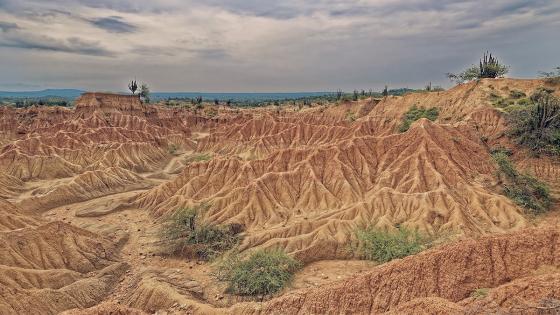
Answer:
(0, 75, 559, 314)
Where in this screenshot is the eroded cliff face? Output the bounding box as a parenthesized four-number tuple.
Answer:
(0, 81, 559, 315)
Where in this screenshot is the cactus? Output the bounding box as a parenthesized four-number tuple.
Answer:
(382, 85, 388, 97)
(479, 52, 506, 78)
(128, 80, 138, 95)
(447, 52, 508, 83)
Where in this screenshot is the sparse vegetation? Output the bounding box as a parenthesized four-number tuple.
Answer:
(507, 89, 560, 156)
(355, 226, 429, 263)
(186, 153, 212, 163)
(539, 67, 560, 84)
(336, 89, 343, 101)
(128, 79, 138, 95)
(471, 288, 489, 299)
(489, 93, 515, 109)
(162, 205, 242, 260)
(491, 151, 551, 214)
(488, 90, 532, 111)
(167, 143, 179, 155)
(447, 52, 508, 84)
(346, 110, 357, 122)
(509, 90, 526, 99)
(398, 105, 439, 132)
(5, 97, 71, 108)
(139, 83, 150, 103)
(216, 249, 302, 296)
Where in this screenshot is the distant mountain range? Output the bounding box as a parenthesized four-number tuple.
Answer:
(0, 89, 332, 102)
(0, 89, 85, 99)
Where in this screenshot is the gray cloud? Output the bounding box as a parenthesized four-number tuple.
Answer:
(187, 48, 229, 60)
(0, 22, 19, 32)
(90, 16, 137, 33)
(131, 45, 176, 56)
(0, 0, 558, 92)
(0, 34, 114, 56)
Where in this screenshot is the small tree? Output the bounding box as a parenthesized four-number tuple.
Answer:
(139, 83, 150, 103)
(128, 80, 138, 95)
(336, 89, 343, 100)
(539, 67, 560, 84)
(382, 85, 388, 97)
(447, 52, 508, 84)
(214, 99, 220, 105)
(353, 90, 359, 101)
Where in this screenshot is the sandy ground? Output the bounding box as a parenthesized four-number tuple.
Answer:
(33, 154, 376, 310)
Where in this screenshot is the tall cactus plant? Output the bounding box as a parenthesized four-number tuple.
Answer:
(479, 52, 505, 78)
(128, 80, 138, 95)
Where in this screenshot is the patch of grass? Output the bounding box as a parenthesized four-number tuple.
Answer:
(492, 151, 552, 214)
(471, 288, 489, 299)
(509, 90, 526, 99)
(490, 92, 531, 111)
(215, 249, 302, 297)
(162, 205, 243, 260)
(516, 98, 531, 106)
(355, 226, 430, 263)
(167, 143, 179, 155)
(346, 110, 357, 122)
(186, 153, 212, 163)
(398, 106, 439, 132)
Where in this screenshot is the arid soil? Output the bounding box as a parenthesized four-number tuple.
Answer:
(0, 80, 559, 314)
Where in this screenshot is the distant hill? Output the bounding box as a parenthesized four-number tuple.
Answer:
(0, 89, 331, 102)
(150, 92, 331, 102)
(0, 89, 85, 99)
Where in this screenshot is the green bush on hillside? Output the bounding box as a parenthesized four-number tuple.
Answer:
(216, 249, 302, 296)
(447, 52, 508, 84)
(162, 205, 242, 260)
(355, 226, 429, 263)
(186, 153, 212, 163)
(507, 89, 560, 156)
(491, 151, 551, 214)
(398, 106, 439, 132)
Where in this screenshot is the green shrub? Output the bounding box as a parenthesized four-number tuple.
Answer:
(355, 226, 429, 263)
(167, 143, 179, 155)
(216, 249, 302, 296)
(186, 153, 212, 163)
(491, 152, 551, 214)
(509, 90, 526, 99)
(399, 106, 439, 132)
(516, 98, 531, 106)
(539, 67, 560, 84)
(471, 288, 489, 299)
(507, 89, 560, 156)
(447, 52, 508, 83)
(162, 206, 242, 260)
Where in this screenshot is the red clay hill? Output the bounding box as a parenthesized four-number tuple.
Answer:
(0, 82, 559, 314)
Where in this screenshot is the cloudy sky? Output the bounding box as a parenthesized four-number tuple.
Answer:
(0, 0, 559, 92)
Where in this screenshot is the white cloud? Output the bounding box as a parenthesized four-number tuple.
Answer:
(0, 0, 559, 91)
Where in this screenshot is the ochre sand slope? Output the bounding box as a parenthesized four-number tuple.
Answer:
(0, 80, 559, 314)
